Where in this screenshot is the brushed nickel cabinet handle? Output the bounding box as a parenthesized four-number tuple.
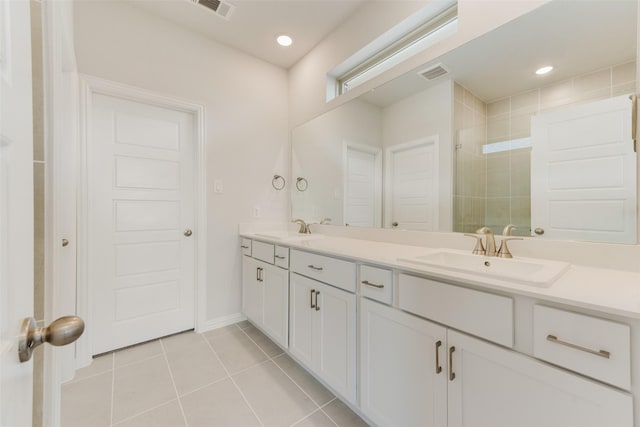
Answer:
(308, 265, 323, 271)
(435, 340, 442, 374)
(241, 245, 249, 249)
(256, 267, 260, 281)
(546, 335, 611, 359)
(310, 289, 316, 309)
(449, 346, 456, 381)
(315, 291, 320, 311)
(361, 280, 384, 289)
(275, 255, 286, 259)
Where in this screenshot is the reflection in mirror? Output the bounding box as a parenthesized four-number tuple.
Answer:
(291, 0, 638, 243)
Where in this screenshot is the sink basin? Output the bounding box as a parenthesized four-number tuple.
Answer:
(254, 231, 325, 242)
(398, 250, 570, 287)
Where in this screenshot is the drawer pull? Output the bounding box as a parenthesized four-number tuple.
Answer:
(307, 265, 323, 271)
(275, 255, 286, 260)
(449, 346, 455, 381)
(435, 340, 442, 374)
(241, 245, 250, 249)
(361, 280, 384, 289)
(546, 334, 611, 359)
(310, 289, 316, 309)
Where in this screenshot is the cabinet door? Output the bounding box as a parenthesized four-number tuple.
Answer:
(360, 298, 447, 427)
(315, 281, 357, 404)
(242, 256, 262, 325)
(262, 264, 289, 348)
(447, 330, 633, 427)
(289, 273, 317, 368)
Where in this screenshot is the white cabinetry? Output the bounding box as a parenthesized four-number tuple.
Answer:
(290, 272, 356, 404)
(360, 298, 447, 427)
(241, 245, 288, 348)
(447, 329, 633, 427)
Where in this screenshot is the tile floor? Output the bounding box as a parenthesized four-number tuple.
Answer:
(61, 321, 370, 427)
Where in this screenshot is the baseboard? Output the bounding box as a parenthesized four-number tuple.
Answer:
(197, 313, 247, 333)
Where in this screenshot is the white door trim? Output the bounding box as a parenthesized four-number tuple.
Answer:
(342, 140, 382, 227)
(76, 75, 207, 367)
(384, 136, 439, 229)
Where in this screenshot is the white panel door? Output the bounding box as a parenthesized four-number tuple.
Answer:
(90, 94, 195, 354)
(0, 0, 35, 425)
(531, 94, 636, 243)
(360, 298, 447, 427)
(315, 281, 356, 404)
(447, 330, 633, 427)
(387, 139, 438, 230)
(344, 145, 380, 227)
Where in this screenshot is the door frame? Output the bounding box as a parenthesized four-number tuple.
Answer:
(76, 75, 207, 367)
(342, 140, 382, 227)
(384, 136, 439, 229)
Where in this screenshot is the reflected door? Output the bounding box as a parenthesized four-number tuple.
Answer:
(344, 144, 381, 227)
(531, 94, 637, 243)
(89, 94, 195, 354)
(386, 138, 438, 230)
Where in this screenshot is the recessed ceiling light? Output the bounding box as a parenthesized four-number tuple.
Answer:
(535, 66, 553, 75)
(276, 35, 293, 47)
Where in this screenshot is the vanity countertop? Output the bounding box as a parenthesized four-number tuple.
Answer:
(240, 233, 640, 320)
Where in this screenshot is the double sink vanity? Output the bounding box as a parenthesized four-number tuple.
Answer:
(239, 228, 640, 427)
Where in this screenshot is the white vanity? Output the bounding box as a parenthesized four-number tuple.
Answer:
(239, 232, 638, 427)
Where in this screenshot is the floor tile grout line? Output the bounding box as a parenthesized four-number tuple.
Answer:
(317, 398, 341, 427)
(236, 323, 330, 410)
(110, 398, 181, 427)
(66, 366, 114, 385)
(288, 406, 325, 427)
(159, 339, 190, 427)
(175, 372, 231, 400)
(202, 330, 266, 427)
(113, 351, 165, 370)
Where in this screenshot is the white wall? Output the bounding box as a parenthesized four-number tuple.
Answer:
(73, 1, 289, 324)
(291, 99, 382, 224)
(289, 0, 549, 129)
(382, 79, 453, 231)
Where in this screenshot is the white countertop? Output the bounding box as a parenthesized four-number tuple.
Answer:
(241, 233, 640, 320)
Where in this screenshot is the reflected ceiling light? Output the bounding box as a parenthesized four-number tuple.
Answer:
(276, 35, 293, 47)
(535, 65, 554, 75)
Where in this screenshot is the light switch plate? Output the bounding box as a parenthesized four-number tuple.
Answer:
(214, 179, 223, 194)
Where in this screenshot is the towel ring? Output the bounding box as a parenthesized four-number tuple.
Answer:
(272, 175, 286, 191)
(296, 177, 308, 192)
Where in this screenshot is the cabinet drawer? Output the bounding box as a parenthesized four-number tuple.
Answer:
(274, 245, 289, 269)
(290, 249, 356, 292)
(240, 238, 252, 256)
(359, 265, 392, 304)
(533, 305, 630, 390)
(398, 274, 513, 347)
(252, 240, 275, 264)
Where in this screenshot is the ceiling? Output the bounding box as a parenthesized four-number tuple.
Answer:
(130, 0, 366, 69)
(361, 0, 637, 107)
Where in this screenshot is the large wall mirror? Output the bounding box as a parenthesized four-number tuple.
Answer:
(291, 0, 638, 244)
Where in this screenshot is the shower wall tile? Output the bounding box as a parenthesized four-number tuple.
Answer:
(511, 89, 538, 114)
(540, 80, 574, 110)
(487, 98, 510, 117)
(613, 61, 636, 86)
(574, 68, 610, 94)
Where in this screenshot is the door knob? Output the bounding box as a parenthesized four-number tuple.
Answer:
(534, 227, 545, 235)
(18, 316, 85, 362)
(184, 229, 193, 237)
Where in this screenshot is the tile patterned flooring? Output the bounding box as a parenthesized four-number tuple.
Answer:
(61, 321, 370, 427)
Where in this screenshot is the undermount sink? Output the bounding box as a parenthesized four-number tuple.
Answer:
(254, 231, 325, 242)
(397, 250, 570, 287)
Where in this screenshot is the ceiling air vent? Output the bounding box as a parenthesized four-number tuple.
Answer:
(418, 63, 449, 81)
(196, 0, 235, 20)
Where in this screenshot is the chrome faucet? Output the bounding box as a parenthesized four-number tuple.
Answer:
(320, 218, 332, 225)
(292, 219, 310, 234)
(477, 227, 497, 256)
